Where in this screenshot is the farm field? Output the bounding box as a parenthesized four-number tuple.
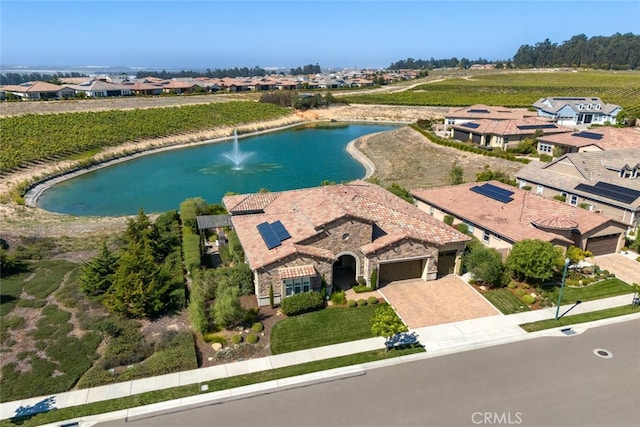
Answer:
(341, 70, 640, 117)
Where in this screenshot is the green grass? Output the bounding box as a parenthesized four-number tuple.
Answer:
(480, 288, 531, 314)
(270, 304, 382, 354)
(520, 305, 639, 332)
(341, 70, 640, 116)
(1, 346, 424, 427)
(543, 278, 634, 305)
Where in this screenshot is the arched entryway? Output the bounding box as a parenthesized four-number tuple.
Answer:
(332, 252, 359, 290)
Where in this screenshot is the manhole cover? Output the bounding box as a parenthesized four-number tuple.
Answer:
(593, 348, 613, 359)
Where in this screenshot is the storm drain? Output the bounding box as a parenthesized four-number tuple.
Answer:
(593, 348, 613, 359)
(560, 327, 576, 336)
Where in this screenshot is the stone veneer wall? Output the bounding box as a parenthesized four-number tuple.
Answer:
(367, 239, 440, 278)
(254, 254, 333, 306)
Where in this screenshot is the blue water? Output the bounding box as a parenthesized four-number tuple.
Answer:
(37, 124, 398, 216)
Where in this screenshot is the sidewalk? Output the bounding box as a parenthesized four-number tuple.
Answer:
(2, 294, 639, 423)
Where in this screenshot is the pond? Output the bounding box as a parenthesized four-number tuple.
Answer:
(35, 123, 398, 216)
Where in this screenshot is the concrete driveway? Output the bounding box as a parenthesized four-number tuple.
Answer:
(593, 253, 640, 285)
(378, 275, 500, 329)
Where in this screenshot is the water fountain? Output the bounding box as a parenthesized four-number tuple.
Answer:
(222, 130, 253, 170)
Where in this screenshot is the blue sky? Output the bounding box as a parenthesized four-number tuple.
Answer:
(1, 0, 639, 70)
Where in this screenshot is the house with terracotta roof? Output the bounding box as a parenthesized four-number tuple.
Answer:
(449, 118, 572, 150)
(534, 126, 640, 156)
(444, 104, 537, 130)
(516, 148, 640, 229)
(223, 180, 471, 307)
(411, 181, 626, 257)
(0, 81, 75, 100)
(532, 96, 621, 127)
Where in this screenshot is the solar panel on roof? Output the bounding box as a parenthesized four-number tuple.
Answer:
(574, 182, 640, 204)
(467, 109, 490, 113)
(516, 124, 558, 130)
(270, 220, 291, 242)
(461, 122, 480, 129)
(572, 131, 603, 140)
(470, 183, 514, 203)
(257, 222, 281, 249)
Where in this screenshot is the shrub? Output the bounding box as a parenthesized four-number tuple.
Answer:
(347, 299, 357, 307)
(370, 268, 378, 290)
(515, 289, 527, 297)
(280, 291, 325, 316)
(182, 228, 201, 273)
(367, 296, 379, 305)
(539, 154, 553, 163)
(357, 276, 366, 286)
(330, 289, 347, 306)
(507, 281, 517, 289)
(357, 299, 367, 307)
(231, 334, 243, 345)
(246, 333, 259, 344)
(203, 333, 226, 345)
(521, 294, 536, 305)
(352, 284, 371, 293)
(444, 215, 454, 225)
(251, 322, 264, 333)
(553, 195, 567, 202)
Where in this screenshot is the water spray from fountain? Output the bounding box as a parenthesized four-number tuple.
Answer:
(222, 130, 253, 170)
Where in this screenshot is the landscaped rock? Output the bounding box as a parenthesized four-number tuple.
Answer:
(479, 285, 488, 291)
(211, 342, 223, 351)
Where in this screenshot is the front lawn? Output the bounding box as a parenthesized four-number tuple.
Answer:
(480, 289, 531, 315)
(542, 278, 634, 305)
(270, 304, 382, 354)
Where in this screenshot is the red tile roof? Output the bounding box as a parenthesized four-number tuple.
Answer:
(224, 180, 470, 270)
(411, 181, 612, 245)
(537, 126, 640, 150)
(279, 265, 316, 280)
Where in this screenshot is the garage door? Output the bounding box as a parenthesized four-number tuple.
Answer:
(586, 234, 620, 256)
(453, 130, 470, 142)
(379, 259, 424, 283)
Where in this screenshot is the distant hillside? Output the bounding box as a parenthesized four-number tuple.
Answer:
(389, 33, 639, 71)
(512, 33, 640, 69)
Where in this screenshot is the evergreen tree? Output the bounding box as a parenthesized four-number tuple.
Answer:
(80, 241, 119, 296)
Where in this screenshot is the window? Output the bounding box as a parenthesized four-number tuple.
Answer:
(595, 104, 601, 110)
(284, 276, 311, 297)
(538, 143, 553, 153)
(429, 206, 434, 216)
(519, 180, 527, 189)
(569, 195, 578, 206)
(537, 185, 544, 195)
(483, 230, 490, 243)
(464, 222, 475, 233)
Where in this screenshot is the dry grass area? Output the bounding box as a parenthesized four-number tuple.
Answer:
(356, 126, 523, 191)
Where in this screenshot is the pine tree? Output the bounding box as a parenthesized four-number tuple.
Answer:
(80, 241, 119, 296)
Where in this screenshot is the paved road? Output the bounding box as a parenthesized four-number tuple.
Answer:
(99, 319, 640, 427)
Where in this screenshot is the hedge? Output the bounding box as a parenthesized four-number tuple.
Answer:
(182, 228, 201, 273)
(281, 291, 325, 316)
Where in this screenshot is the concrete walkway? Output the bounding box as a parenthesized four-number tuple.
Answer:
(2, 294, 639, 424)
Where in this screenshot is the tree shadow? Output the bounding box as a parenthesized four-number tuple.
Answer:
(10, 396, 56, 425)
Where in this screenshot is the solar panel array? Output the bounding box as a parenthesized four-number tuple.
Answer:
(516, 124, 558, 130)
(574, 182, 640, 204)
(467, 109, 490, 113)
(571, 131, 603, 140)
(461, 122, 480, 129)
(257, 220, 292, 249)
(470, 183, 515, 203)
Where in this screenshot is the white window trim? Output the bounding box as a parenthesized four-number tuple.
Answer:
(569, 194, 578, 206)
(536, 185, 544, 195)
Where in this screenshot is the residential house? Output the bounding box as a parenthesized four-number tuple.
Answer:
(532, 96, 621, 127)
(0, 81, 75, 100)
(67, 80, 133, 97)
(159, 80, 196, 94)
(449, 118, 571, 150)
(223, 180, 470, 307)
(444, 104, 537, 130)
(412, 181, 626, 257)
(516, 148, 640, 228)
(534, 126, 640, 156)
